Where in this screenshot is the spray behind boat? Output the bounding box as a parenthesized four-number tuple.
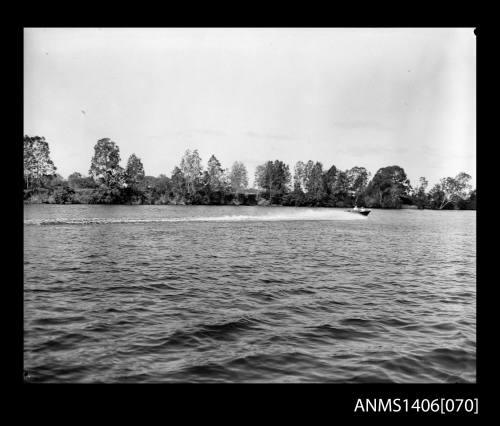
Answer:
(347, 205, 371, 216)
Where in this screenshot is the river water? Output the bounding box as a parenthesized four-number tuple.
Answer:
(23, 205, 476, 383)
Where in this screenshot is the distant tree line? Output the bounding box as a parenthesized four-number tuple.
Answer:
(23, 135, 476, 209)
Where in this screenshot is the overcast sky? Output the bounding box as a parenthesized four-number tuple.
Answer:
(24, 28, 476, 187)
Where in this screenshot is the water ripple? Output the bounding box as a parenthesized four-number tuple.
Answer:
(24, 205, 476, 382)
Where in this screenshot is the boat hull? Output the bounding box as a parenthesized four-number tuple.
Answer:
(347, 209, 371, 216)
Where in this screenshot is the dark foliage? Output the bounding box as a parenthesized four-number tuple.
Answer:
(23, 135, 475, 209)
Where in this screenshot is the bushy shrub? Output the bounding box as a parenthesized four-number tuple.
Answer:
(244, 193, 258, 205)
(24, 188, 49, 203)
(52, 186, 76, 204)
(86, 187, 124, 204)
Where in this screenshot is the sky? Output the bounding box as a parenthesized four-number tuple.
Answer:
(24, 28, 476, 188)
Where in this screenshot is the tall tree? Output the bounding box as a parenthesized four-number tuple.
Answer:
(305, 162, 324, 201)
(254, 161, 273, 193)
(152, 174, 171, 202)
(24, 135, 57, 189)
(435, 172, 473, 209)
(180, 149, 203, 195)
(331, 170, 349, 202)
(89, 138, 124, 188)
(322, 164, 338, 201)
(346, 166, 370, 201)
(411, 176, 429, 209)
(170, 166, 188, 201)
(364, 165, 411, 208)
(206, 155, 225, 191)
(303, 160, 315, 191)
(254, 160, 291, 202)
(125, 154, 145, 186)
(428, 183, 446, 209)
(270, 160, 291, 194)
(229, 161, 249, 193)
(293, 161, 307, 192)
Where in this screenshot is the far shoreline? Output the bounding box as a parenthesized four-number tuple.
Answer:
(23, 201, 475, 211)
(25, 137, 476, 211)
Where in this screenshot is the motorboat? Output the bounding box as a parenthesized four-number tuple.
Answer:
(347, 206, 371, 216)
